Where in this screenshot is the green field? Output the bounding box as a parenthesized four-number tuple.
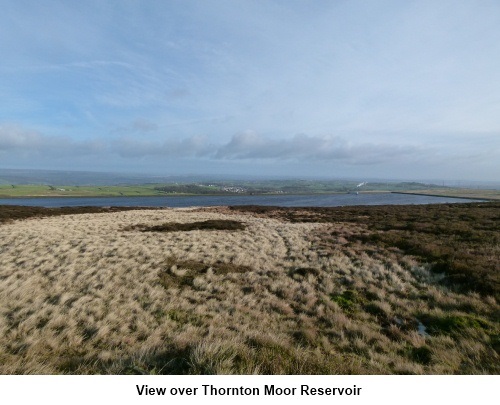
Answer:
(0, 184, 165, 198)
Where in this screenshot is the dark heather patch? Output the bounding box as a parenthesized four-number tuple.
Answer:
(125, 219, 246, 233)
(0, 205, 158, 224)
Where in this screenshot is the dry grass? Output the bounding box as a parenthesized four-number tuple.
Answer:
(0, 204, 498, 374)
(226, 203, 500, 297)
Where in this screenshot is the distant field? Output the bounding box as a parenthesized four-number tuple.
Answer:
(0, 202, 498, 374)
(0, 184, 165, 198)
(0, 181, 465, 198)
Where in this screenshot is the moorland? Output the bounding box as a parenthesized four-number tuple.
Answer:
(0, 202, 498, 374)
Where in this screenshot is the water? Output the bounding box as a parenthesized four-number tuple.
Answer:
(416, 319, 430, 337)
(0, 193, 483, 208)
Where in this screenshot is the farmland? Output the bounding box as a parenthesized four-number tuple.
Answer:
(0, 180, 455, 198)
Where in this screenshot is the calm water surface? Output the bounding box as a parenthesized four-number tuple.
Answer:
(0, 193, 483, 208)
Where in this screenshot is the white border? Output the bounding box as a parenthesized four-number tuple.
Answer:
(2, 375, 498, 405)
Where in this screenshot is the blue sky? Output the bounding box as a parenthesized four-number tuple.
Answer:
(1, 0, 499, 181)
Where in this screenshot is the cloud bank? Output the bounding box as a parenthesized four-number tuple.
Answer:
(0, 125, 427, 165)
(214, 132, 424, 164)
(0, 124, 104, 156)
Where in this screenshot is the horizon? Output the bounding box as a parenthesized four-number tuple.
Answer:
(1, 1, 499, 181)
(1, 167, 499, 189)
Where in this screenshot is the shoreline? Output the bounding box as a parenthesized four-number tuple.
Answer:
(391, 191, 494, 201)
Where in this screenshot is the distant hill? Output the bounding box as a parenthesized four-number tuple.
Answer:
(1, 168, 498, 190)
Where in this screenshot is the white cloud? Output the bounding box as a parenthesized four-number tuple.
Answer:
(112, 118, 159, 135)
(114, 135, 215, 158)
(1, 123, 498, 181)
(0, 124, 41, 150)
(0, 124, 427, 165)
(0, 124, 104, 156)
(215, 132, 427, 164)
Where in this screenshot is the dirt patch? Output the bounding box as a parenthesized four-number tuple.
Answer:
(158, 257, 253, 288)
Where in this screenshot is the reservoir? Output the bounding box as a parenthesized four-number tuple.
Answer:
(0, 193, 484, 208)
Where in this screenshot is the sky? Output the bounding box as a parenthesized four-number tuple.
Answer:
(1, 0, 499, 181)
